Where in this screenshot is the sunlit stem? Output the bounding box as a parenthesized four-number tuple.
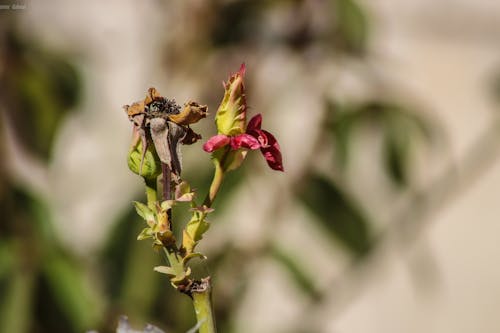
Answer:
(144, 178, 158, 209)
(203, 162, 224, 208)
(192, 278, 216, 333)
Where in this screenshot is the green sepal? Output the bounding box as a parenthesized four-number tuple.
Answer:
(212, 147, 248, 173)
(127, 135, 161, 180)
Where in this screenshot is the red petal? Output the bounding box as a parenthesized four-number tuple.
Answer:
(260, 130, 284, 171)
(246, 114, 262, 131)
(230, 134, 261, 150)
(203, 134, 231, 152)
(247, 128, 269, 147)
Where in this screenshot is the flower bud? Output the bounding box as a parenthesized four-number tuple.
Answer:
(215, 63, 247, 136)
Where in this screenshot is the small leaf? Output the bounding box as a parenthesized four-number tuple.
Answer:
(170, 267, 192, 283)
(153, 266, 176, 276)
(160, 200, 175, 211)
(137, 227, 154, 240)
(133, 201, 154, 223)
(175, 181, 195, 202)
(182, 214, 210, 255)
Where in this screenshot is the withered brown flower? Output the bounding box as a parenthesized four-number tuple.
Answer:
(124, 88, 207, 182)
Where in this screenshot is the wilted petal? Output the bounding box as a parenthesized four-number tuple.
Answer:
(260, 130, 284, 171)
(203, 134, 231, 152)
(181, 127, 202, 145)
(144, 87, 163, 105)
(230, 133, 261, 150)
(169, 101, 208, 125)
(124, 101, 145, 118)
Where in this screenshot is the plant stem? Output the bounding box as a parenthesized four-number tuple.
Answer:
(203, 163, 224, 207)
(191, 278, 216, 333)
(144, 178, 158, 209)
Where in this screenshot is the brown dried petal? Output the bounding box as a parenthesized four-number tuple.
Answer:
(124, 101, 146, 118)
(145, 87, 163, 105)
(181, 127, 202, 145)
(168, 101, 207, 125)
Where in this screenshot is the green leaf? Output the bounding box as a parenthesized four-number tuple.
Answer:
(0, 242, 14, 281)
(270, 245, 322, 301)
(381, 105, 434, 187)
(0, 269, 34, 333)
(153, 265, 176, 276)
(133, 201, 155, 224)
(170, 267, 192, 283)
(175, 181, 195, 202)
(3, 31, 81, 160)
(182, 214, 210, 255)
(42, 253, 102, 332)
(137, 227, 154, 240)
(333, 0, 368, 54)
(298, 174, 372, 257)
(327, 101, 373, 169)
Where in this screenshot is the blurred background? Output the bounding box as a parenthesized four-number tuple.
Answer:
(1, 0, 500, 332)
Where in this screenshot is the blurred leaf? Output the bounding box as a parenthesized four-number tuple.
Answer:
(119, 223, 161, 324)
(333, 0, 368, 54)
(327, 101, 366, 169)
(0, 269, 35, 333)
(210, 0, 261, 46)
(2, 30, 81, 160)
(269, 245, 322, 301)
(381, 105, 434, 187)
(100, 206, 138, 300)
(298, 174, 372, 257)
(42, 253, 103, 332)
(328, 100, 434, 187)
(0, 242, 14, 280)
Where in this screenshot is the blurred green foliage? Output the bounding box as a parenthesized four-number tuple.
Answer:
(0, 1, 442, 332)
(2, 30, 80, 160)
(299, 174, 372, 256)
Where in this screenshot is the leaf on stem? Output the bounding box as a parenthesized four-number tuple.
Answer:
(182, 213, 211, 256)
(133, 202, 155, 225)
(153, 266, 176, 276)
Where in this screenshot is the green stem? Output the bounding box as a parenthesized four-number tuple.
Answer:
(203, 162, 224, 207)
(144, 178, 158, 209)
(191, 278, 216, 333)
